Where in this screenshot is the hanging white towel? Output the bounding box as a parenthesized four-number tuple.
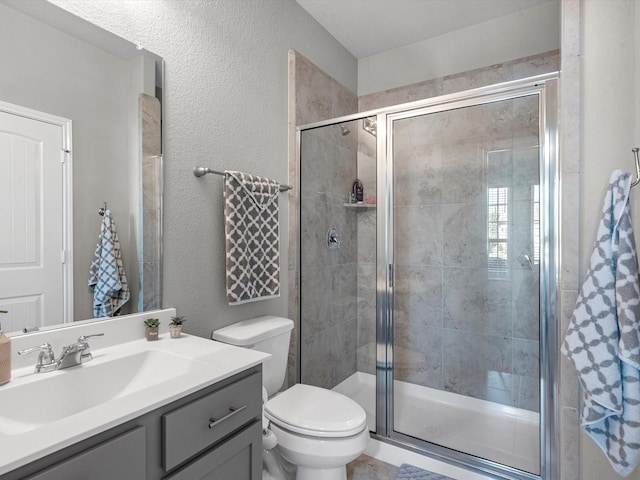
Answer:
(562, 170, 640, 477)
(224, 170, 280, 305)
(88, 209, 130, 317)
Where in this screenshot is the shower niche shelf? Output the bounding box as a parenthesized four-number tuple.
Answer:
(343, 203, 376, 209)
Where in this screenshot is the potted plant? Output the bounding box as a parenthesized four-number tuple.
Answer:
(169, 315, 186, 339)
(144, 318, 160, 341)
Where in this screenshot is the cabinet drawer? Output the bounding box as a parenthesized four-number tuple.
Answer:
(162, 370, 261, 471)
(26, 427, 145, 480)
(164, 420, 261, 480)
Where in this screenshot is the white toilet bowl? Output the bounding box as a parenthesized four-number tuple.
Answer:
(268, 423, 369, 480)
(264, 384, 369, 480)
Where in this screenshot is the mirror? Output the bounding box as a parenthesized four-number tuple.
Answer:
(0, 0, 163, 334)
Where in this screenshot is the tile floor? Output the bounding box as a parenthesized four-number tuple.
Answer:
(347, 455, 400, 480)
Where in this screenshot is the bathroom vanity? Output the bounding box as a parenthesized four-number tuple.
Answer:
(0, 310, 269, 480)
(2, 366, 262, 480)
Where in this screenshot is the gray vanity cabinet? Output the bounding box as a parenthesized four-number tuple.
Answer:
(162, 366, 263, 478)
(164, 421, 261, 480)
(26, 428, 146, 480)
(3, 366, 262, 480)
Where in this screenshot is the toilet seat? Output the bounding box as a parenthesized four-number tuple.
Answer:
(265, 384, 367, 438)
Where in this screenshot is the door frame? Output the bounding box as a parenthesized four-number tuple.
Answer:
(0, 100, 73, 325)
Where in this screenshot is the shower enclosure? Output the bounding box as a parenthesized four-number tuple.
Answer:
(298, 74, 558, 480)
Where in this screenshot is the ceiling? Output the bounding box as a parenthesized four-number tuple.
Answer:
(296, 0, 557, 59)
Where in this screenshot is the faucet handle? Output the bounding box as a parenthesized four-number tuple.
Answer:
(18, 343, 54, 359)
(77, 333, 104, 345)
(18, 343, 56, 372)
(77, 333, 104, 362)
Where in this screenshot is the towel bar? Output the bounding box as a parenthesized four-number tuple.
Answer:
(193, 167, 292, 192)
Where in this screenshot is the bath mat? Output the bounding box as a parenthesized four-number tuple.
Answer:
(396, 464, 455, 480)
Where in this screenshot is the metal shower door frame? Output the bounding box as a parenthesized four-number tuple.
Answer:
(375, 76, 559, 480)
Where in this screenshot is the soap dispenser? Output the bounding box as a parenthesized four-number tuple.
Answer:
(0, 310, 10, 385)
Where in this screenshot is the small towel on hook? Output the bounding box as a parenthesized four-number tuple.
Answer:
(88, 209, 130, 317)
(224, 170, 280, 305)
(562, 170, 640, 476)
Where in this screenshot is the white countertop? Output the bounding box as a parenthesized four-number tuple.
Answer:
(0, 311, 269, 475)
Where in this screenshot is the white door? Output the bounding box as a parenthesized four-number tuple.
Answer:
(0, 105, 71, 332)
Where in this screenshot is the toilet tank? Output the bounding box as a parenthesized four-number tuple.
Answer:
(212, 315, 294, 396)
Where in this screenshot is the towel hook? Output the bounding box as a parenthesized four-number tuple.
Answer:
(98, 202, 107, 216)
(632, 148, 640, 187)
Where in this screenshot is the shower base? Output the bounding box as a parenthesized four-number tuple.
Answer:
(333, 372, 539, 475)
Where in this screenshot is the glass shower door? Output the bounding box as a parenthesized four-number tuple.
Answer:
(387, 95, 542, 475)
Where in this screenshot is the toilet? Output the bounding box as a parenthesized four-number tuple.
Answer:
(212, 315, 369, 480)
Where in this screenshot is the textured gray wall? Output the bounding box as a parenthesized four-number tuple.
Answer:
(48, 0, 357, 337)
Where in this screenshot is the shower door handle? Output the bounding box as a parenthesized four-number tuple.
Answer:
(388, 264, 394, 288)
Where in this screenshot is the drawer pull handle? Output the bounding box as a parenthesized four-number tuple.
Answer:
(208, 405, 247, 429)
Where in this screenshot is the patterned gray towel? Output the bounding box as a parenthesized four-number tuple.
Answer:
(562, 170, 640, 476)
(396, 464, 454, 480)
(224, 170, 280, 305)
(88, 209, 130, 317)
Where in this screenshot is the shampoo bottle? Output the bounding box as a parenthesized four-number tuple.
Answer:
(0, 310, 10, 385)
(352, 179, 364, 203)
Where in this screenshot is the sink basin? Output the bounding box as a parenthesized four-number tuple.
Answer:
(0, 349, 203, 435)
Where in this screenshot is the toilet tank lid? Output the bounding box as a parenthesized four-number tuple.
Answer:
(212, 315, 294, 346)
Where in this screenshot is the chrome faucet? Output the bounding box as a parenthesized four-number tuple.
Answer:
(19, 333, 104, 373)
(17, 343, 56, 373)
